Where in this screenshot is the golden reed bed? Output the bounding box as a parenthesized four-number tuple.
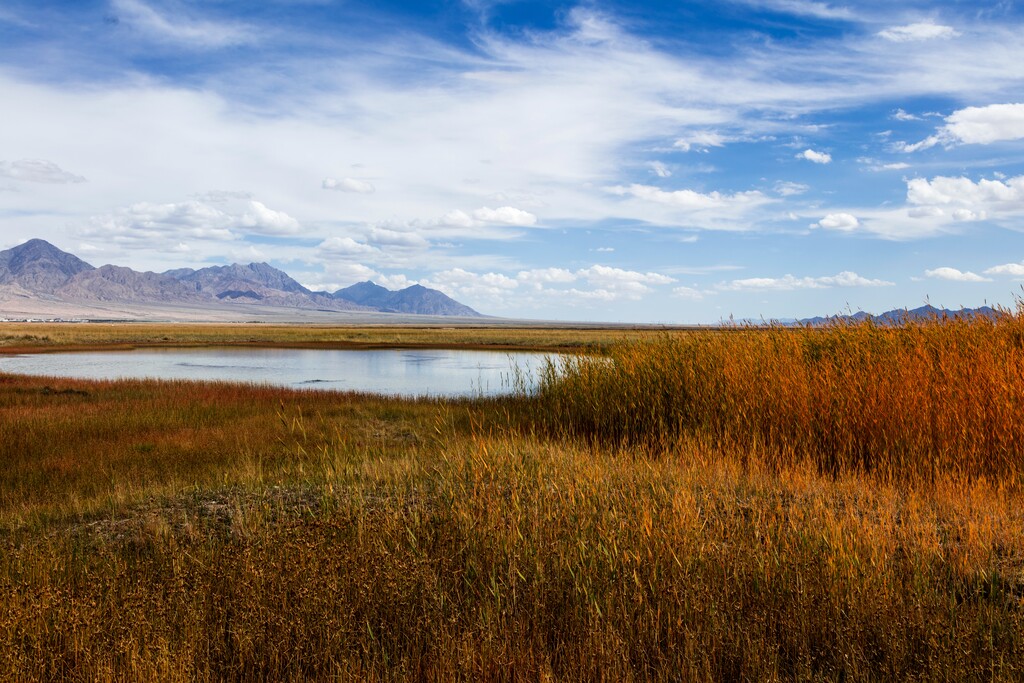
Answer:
(1, 316, 1022, 680)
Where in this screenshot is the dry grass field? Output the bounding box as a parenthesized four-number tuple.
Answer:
(1, 317, 1023, 680)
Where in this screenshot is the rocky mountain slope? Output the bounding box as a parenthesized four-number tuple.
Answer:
(332, 281, 480, 317)
(0, 239, 482, 318)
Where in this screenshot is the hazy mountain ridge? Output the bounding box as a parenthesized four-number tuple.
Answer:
(333, 281, 480, 317)
(798, 304, 1004, 326)
(0, 240, 482, 317)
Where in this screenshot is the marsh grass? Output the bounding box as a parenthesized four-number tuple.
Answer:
(535, 314, 1024, 482)
(1, 319, 1024, 680)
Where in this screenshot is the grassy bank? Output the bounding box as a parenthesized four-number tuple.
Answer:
(2, 319, 1023, 680)
(0, 322, 650, 354)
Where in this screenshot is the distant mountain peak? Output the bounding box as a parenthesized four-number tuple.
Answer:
(332, 280, 481, 317)
(0, 238, 95, 294)
(1, 239, 484, 318)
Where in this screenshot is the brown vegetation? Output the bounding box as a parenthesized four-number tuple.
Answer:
(1, 318, 1023, 680)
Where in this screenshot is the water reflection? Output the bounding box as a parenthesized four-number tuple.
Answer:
(0, 347, 553, 398)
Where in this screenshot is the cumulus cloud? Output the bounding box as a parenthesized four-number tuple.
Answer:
(984, 262, 1024, 277)
(516, 267, 577, 287)
(317, 236, 378, 256)
(322, 177, 376, 194)
(721, 271, 893, 291)
(924, 267, 990, 282)
(472, 206, 537, 226)
(111, 0, 255, 49)
(437, 210, 475, 229)
(239, 200, 300, 235)
(812, 212, 859, 231)
(421, 263, 677, 306)
(578, 264, 675, 287)
(878, 22, 960, 43)
(797, 149, 832, 164)
(899, 103, 1024, 152)
(906, 175, 1024, 210)
(0, 159, 86, 184)
(80, 197, 302, 247)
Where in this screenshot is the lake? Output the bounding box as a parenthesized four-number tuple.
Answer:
(0, 347, 555, 398)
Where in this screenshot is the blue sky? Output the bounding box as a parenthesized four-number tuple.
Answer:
(3, 0, 1024, 322)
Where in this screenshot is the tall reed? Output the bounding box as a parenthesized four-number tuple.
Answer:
(534, 313, 1024, 481)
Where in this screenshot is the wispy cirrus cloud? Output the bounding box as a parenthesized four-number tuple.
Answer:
(0, 159, 86, 184)
(323, 177, 376, 194)
(877, 22, 960, 43)
(110, 0, 256, 49)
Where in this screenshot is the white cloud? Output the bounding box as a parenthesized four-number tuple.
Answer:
(797, 149, 832, 164)
(721, 271, 893, 291)
(728, 0, 853, 20)
(942, 103, 1024, 144)
(906, 175, 1024, 208)
(80, 197, 301, 248)
(924, 267, 990, 282)
(606, 184, 769, 210)
(649, 161, 672, 178)
(367, 227, 429, 248)
(438, 210, 475, 229)
(578, 264, 675, 287)
(420, 263, 677, 306)
(672, 285, 705, 300)
(859, 157, 912, 171)
(516, 267, 577, 285)
(111, 0, 255, 49)
(317, 236, 378, 256)
(239, 200, 301, 235)
(812, 212, 859, 231)
(808, 174, 1024, 239)
(878, 22, 960, 43)
(595, 246, 615, 252)
(0, 159, 86, 184)
(899, 103, 1024, 152)
(472, 206, 538, 226)
(892, 109, 920, 121)
(323, 177, 376, 194)
(674, 131, 728, 152)
(774, 181, 809, 196)
(984, 262, 1024, 277)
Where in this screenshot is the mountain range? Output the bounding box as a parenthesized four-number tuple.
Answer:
(0, 239, 482, 319)
(797, 304, 1003, 326)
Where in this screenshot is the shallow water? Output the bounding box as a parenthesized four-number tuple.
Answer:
(0, 347, 554, 397)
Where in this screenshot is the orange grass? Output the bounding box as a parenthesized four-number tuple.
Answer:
(1, 318, 1023, 680)
(536, 314, 1024, 481)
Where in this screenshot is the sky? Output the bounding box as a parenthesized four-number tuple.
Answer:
(3, 1, 1024, 323)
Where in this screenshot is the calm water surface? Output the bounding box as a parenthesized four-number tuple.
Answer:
(0, 348, 555, 397)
